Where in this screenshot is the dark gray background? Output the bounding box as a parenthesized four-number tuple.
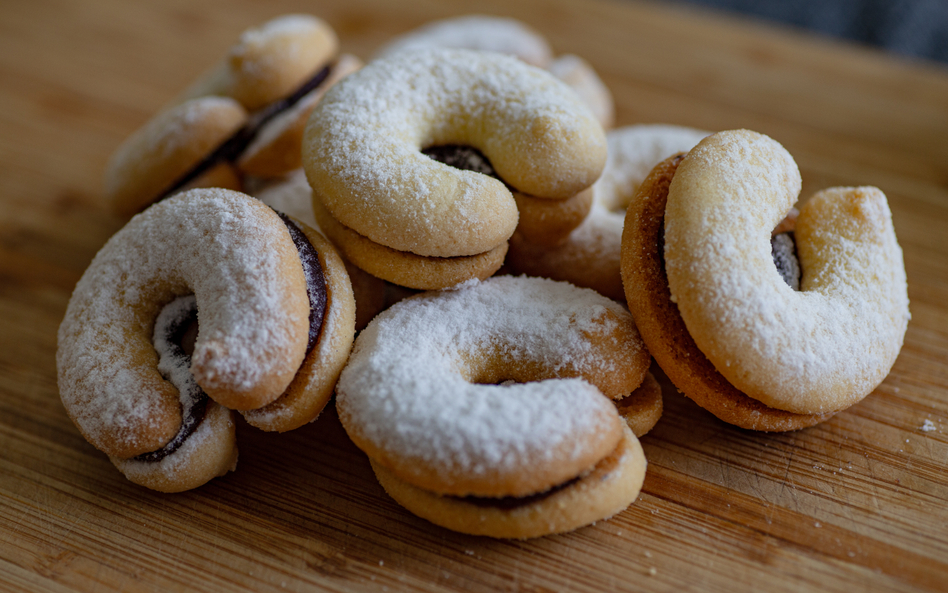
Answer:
(675, 0, 948, 64)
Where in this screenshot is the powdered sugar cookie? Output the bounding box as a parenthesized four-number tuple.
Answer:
(623, 130, 910, 428)
(622, 153, 834, 431)
(304, 49, 606, 256)
(303, 49, 606, 288)
(57, 189, 355, 491)
(665, 130, 909, 414)
(336, 276, 651, 538)
(106, 14, 354, 217)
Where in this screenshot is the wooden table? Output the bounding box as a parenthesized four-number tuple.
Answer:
(3, 0, 947, 591)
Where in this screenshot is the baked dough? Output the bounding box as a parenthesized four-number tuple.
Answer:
(310, 194, 508, 290)
(371, 424, 646, 540)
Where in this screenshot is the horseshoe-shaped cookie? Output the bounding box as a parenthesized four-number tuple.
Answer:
(57, 188, 355, 491)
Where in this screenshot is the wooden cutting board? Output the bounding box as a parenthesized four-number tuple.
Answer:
(2, 0, 947, 591)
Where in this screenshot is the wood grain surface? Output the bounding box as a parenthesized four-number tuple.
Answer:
(2, 0, 947, 591)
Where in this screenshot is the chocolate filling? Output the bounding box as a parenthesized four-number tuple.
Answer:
(771, 231, 801, 290)
(157, 62, 335, 202)
(449, 475, 582, 510)
(276, 211, 328, 352)
(136, 296, 208, 463)
(135, 214, 327, 463)
(422, 144, 500, 179)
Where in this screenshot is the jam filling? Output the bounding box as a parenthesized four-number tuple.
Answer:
(157, 63, 335, 202)
(136, 214, 327, 463)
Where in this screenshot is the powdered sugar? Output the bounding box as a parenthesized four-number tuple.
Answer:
(153, 295, 199, 398)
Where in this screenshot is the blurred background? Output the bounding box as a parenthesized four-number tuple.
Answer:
(674, 0, 948, 64)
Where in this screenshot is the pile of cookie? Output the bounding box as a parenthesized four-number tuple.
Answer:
(57, 14, 910, 540)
